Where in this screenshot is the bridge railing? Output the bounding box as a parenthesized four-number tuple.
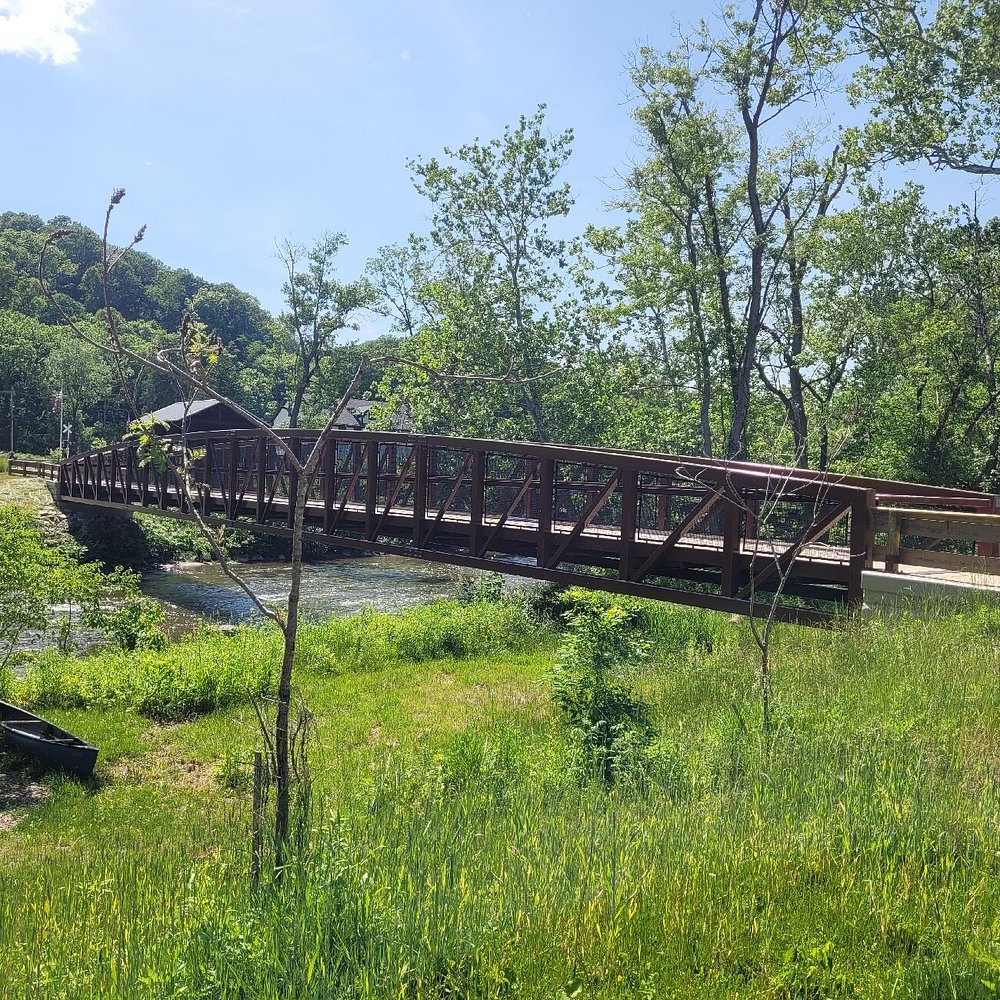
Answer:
(9, 459, 59, 480)
(874, 506, 1000, 576)
(58, 431, 885, 620)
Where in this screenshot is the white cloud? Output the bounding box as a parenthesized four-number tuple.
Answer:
(0, 0, 95, 65)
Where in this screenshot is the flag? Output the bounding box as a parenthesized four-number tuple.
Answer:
(52, 391, 62, 413)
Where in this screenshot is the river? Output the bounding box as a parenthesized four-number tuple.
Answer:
(10, 555, 460, 656)
(140, 555, 459, 636)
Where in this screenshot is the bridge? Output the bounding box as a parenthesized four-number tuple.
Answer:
(13, 431, 1000, 625)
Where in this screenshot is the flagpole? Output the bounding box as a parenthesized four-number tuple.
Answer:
(59, 383, 64, 459)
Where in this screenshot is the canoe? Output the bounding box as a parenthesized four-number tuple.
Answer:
(0, 701, 98, 777)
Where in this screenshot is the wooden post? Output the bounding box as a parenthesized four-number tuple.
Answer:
(251, 751, 264, 894)
(885, 511, 901, 574)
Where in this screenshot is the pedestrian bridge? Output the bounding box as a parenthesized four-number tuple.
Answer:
(14, 431, 1000, 625)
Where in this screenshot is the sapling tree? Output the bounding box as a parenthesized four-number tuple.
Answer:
(720, 426, 852, 735)
(40, 189, 558, 873)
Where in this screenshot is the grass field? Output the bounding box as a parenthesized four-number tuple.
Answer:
(0, 594, 997, 999)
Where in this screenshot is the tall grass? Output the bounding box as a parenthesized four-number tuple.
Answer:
(295, 599, 543, 674)
(7, 599, 544, 721)
(0, 600, 997, 998)
(13, 626, 279, 721)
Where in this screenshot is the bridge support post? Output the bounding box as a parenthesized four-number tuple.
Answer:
(202, 440, 213, 516)
(412, 443, 427, 545)
(536, 458, 554, 567)
(470, 449, 486, 556)
(286, 437, 299, 529)
(322, 438, 335, 534)
(365, 439, 378, 540)
(721, 489, 743, 598)
(849, 488, 876, 602)
(619, 470, 638, 581)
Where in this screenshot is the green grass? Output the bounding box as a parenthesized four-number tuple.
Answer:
(0, 598, 997, 998)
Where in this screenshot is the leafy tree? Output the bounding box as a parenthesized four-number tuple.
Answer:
(46, 330, 115, 455)
(0, 507, 162, 671)
(841, 207, 1000, 488)
(191, 282, 276, 354)
(274, 234, 374, 427)
(613, 4, 848, 462)
(847, 0, 1000, 176)
(0, 310, 57, 454)
(0, 507, 52, 672)
(376, 106, 575, 441)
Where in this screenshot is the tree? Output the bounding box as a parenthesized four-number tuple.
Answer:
(46, 330, 115, 454)
(0, 310, 57, 455)
(0, 507, 162, 672)
(611, 5, 848, 461)
(838, 204, 1000, 488)
(40, 190, 542, 876)
(847, 0, 1000, 176)
(190, 282, 276, 355)
(0, 507, 51, 673)
(274, 234, 374, 427)
(375, 106, 575, 441)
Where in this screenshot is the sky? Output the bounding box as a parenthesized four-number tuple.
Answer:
(0, 0, 991, 324)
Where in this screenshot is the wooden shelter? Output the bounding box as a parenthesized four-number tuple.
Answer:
(146, 400, 256, 435)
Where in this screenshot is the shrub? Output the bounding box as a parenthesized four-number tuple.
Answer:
(455, 570, 506, 604)
(549, 600, 657, 787)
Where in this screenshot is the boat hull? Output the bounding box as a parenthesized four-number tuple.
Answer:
(0, 702, 98, 777)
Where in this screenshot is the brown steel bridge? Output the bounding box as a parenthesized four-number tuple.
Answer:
(18, 431, 1000, 625)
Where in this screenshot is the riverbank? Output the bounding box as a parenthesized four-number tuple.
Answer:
(0, 595, 997, 998)
(0, 472, 72, 545)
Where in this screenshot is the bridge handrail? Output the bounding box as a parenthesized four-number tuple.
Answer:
(72, 431, 876, 503)
(875, 506, 1000, 575)
(69, 429, 992, 506)
(9, 459, 59, 481)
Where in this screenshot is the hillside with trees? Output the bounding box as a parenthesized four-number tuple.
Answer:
(4, 0, 998, 491)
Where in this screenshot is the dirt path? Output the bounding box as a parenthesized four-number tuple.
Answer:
(0, 474, 72, 544)
(0, 766, 51, 833)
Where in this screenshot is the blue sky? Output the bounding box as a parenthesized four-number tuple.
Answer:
(0, 0, 668, 317)
(0, 0, 990, 322)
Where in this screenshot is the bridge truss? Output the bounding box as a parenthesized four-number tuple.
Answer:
(51, 431, 1000, 626)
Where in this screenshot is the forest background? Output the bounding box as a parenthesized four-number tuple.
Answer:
(2, 0, 998, 489)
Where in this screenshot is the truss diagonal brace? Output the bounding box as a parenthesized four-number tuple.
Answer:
(546, 470, 621, 570)
(737, 502, 850, 600)
(629, 486, 724, 582)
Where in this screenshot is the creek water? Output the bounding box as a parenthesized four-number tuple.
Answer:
(9, 555, 459, 657)
(140, 555, 459, 637)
